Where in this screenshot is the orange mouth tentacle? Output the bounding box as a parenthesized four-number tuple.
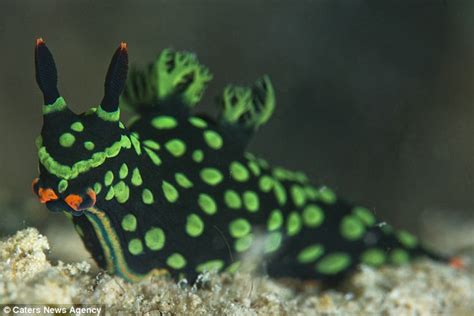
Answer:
(65, 194, 83, 211)
(38, 187, 58, 203)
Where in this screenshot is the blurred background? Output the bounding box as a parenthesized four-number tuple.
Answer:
(0, 0, 473, 263)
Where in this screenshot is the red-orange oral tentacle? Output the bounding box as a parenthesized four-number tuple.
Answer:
(65, 194, 83, 211)
(38, 187, 58, 203)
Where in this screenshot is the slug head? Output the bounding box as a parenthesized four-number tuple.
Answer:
(33, 39, 129, 215)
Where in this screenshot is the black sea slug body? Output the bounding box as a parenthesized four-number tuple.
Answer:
(32, 39, 451, 283)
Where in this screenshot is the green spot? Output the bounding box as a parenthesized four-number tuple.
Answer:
(59, 133, 75, 148)
(70, 121, 84, 132)
(248, 161, 260, 176)
(257, 158, 269, 169)
(230, 161, 249, 182)
(224, 190, 241, 209)
(294, 172, 308, 183)
(189, 116, 208, 129)
(390, 248, 410, 265)
(192, 150, 204, 163)
(175, 173, 193, 188)
(244, 152, 256, 160)
(273, 167, 287, 180)
(104, 171, 114, 186)
(229, 218, 252, 238)
(128, 239, 143, 255)
(267, 209, 283, 231)
(397, 230, 418, 248)
(264, 232, 282, 253)
(145, 227, 165, 251)
(297, 244, 324, 264)
(316, 253, 351, 275)
(259, 176, 274, 192)
(162, 181, 179, 203)
(144, 148, 162, 166)
(243, 191, 259, 212)
(235, 234, 253, 252)
(340, 215, 365, 240)
(361, 248, 386, 267)
(113, 181, 130, 204)
(290, 185, 306, 207)
(151, 116, 178, 129)
(142, 189, 154, 204)
(93, 182, 102, 195)
(196, 260, 224, 273)
(119, 163, 129, 179)
(130, 134, 142, 155)
(226, 261, 241, 274)
(353, 206, 376, 226)
(131, 168, 143, 186)
(121, 135, 132, 149)
(273, 180, 287, 206)
(287, 211, 302, 236)
(167, 253, 187, 269)
(319, 186, 336, 204)
(302, 204, 325, 228)
(203, 130, 223, 149)
(84, 141, 95, 151)
(121, 214, 137, 232)
(304, 186, 319, 200)
(198, 194, 217, 215)
(105, 187, 115, 200)
(57, 179, 68, 193)
(200, 168, 224, 186)
(165, 139, 186, 157)
(119, 122, 125, 129)
(186, 213, 204, 237)
(143, 140, 160, 150)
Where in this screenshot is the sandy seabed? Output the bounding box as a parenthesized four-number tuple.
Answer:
(0, 228, 473, 315)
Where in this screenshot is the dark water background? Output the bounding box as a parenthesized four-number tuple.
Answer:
(0, 0, 473, 249)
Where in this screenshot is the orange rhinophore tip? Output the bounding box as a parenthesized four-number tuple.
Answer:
(119, 42, 128, 52)
(36, 38, 45, 47)
(38, 187, 58, 203)
(65, 194, 83, 211)
(449, 256, 465, 270)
